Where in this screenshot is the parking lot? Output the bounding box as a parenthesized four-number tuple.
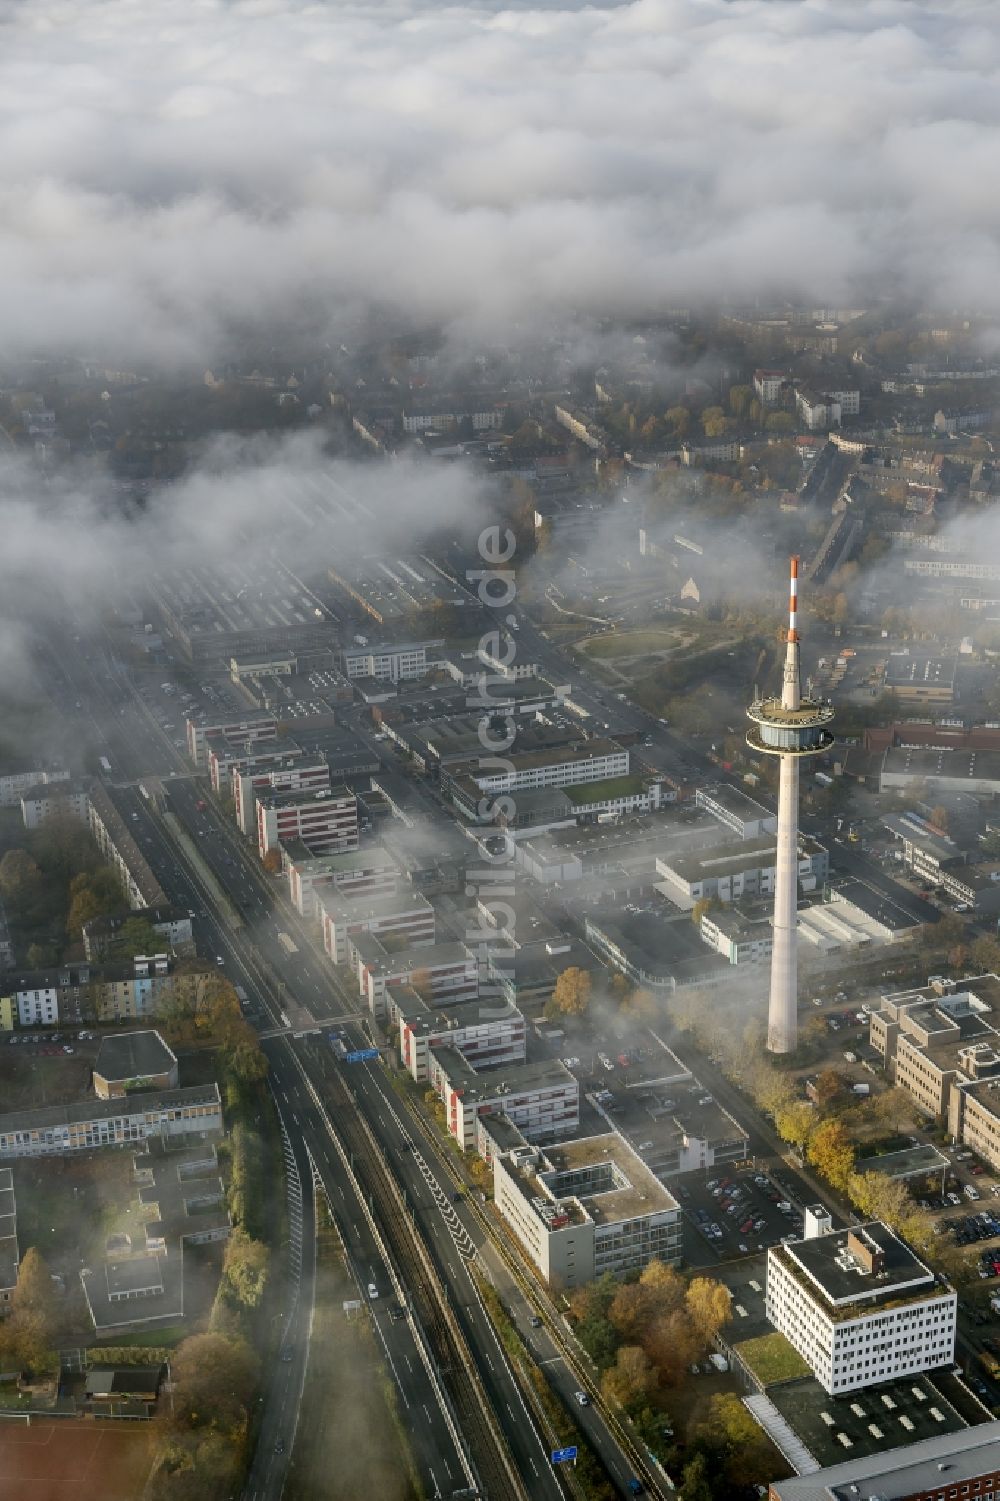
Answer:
(677, 1166, 822, 1265)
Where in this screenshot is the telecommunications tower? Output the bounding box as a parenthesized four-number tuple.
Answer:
(747, 558, 835, 1053)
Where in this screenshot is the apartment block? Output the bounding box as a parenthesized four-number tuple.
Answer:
(352, 937, 478, 1019)
(256, 784, 358, 861)
(185, 712, 278, 767)
(397, 993, 525, 1083)
(427, 1048, 578, 1152)
(285, 843, 399, 919)
(87, 785, 167, 910)
(207, 735, 306, 795)
(233, 755, 330, 836)
(20, 782, 90, 830)
(320, 890, 435, 965)
(766, 1223, 956, 1395)
(491, 1127, 682, 1290)
(0, 767, 70, 808)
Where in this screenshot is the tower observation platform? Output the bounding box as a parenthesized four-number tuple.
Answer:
(747, 556, 835, 1054)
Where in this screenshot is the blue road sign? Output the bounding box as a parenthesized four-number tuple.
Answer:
(551, 1446, 578, 1465)
(344, 1047, 380, 1063)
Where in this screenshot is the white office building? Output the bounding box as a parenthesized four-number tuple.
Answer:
(766, 1222, 956, 1395)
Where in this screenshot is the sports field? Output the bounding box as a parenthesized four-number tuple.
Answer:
(0, 1417, 153, 1501)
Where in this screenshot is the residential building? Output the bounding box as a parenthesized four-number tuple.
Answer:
(491, 1127, 682, 1290)
(427, 1048, 579, 1152)
(87, 785, 167, 909)
(766, 1223, 956, 1394)
(93, 1031, 179, 1099)
(753, 369, 788, 406)
(19, 781, 89, 829)
(90, 956, 215, 1024)
(185, 712, 278, 767)
(256, 783, 358, 861)
(397, 993, 525, 1083)
(353, 937, 478, 1019)
(0, 1167, 18, 1311)
(0, 766, 70, 808)
(767, 1423, 1000, 1501)
(82, 905, 194, 961)
(0, 1085, 223, 1159)
(233, 756, 330, 837)
(320, 890, 435, 965)
(285, 843, 398, 919)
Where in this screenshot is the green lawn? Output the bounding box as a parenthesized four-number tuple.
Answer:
(564, 775, 645, 805)
(579, 629, 681, 661)
(735, 1332, 811, 1386)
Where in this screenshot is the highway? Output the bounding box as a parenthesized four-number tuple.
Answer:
(37, 575, 943, 1501)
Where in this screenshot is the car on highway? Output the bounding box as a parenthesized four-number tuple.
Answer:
(574, 1390, 590, 1406)
(367, 1282, 379, 1299)
(529, 1313, 542, 1328)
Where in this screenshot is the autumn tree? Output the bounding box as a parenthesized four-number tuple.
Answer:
(679, 1452, 714, 1501)
(807, 1119, 855, 1191)
(775, 1101, 816, 1153)
(169, 1332, 259, 1435)
(0, 849, 44, 912)
(261, 848, 283, 874)
(601, 1345, 657, 1409)
(12, 1248, 55, 1339)
(728, 385, 753, 419)
(812, 1068, 845, 1112)
(546, 965, 592, 1019)
(222, 1230, 269, 1309)
(685, 1277, 732, 1345)
(692, 1394, 776, 1490)
(690, 896, 718, 927)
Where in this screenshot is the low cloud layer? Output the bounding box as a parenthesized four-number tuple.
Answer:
(2, 0, 999, 365)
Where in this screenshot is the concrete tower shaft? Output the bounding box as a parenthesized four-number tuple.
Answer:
(746, 556, 835, 1055)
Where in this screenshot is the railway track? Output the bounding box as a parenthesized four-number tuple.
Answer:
(325, 1066, 528, 1501)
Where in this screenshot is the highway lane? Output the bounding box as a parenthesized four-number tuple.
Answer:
(243, 1100, 316, 1501)
(265, 1039, 475, 1500)
(348, 1045, 655, 1498)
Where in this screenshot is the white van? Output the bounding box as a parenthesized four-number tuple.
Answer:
(964, 1183, 981, 1200)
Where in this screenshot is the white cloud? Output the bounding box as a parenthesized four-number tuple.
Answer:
(0, 0, 997, 364)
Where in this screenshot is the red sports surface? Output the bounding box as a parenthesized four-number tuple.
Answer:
(0, 1418, 153, 1501)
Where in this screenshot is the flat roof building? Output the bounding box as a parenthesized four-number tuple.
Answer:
(428, 1048, 579, 1153)
(256, 783, 358, 860)
(320, 889, 435, 966)
(492, 1127, 682, 1290)
(397, 992, 526, 1083)
(766, 1222, 956, 1395)
(767, 1419, 1000, 1501)
(94, 1031, 179, 1099)
(884, 656, 957, 704)
(0, 1084, 222, 1159)
(696, 784, 778, 840)
(285, 843, 399, 918)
